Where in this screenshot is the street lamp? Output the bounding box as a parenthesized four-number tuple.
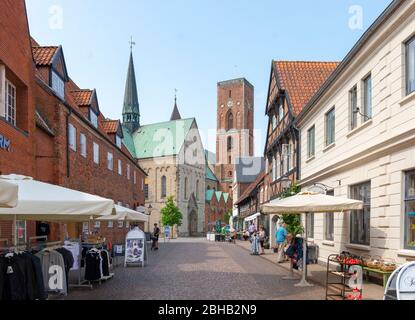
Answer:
(281, 176, 292, 192)
(147, 204, 153, 232)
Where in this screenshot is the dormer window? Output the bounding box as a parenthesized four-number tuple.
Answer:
(116, 134, 122, 149)
(51, 70, 65, 100)
(89, 109, 98, 128)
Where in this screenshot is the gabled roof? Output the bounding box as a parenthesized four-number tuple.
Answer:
(124, 118, 195, 159)
(32, 46, 58, 66)
(205, 166, 218, 182)
(215, 191, 223, 202)
(273, 61, 339, 116)
(71, 89, 93, 106)
(205, 189, 216, 202)
(102, 120, 121, 134)
(223, 193, 230, 204)
(235, 172, 265, 206)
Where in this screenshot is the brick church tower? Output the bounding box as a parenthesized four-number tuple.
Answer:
(215, 78, 254, 193)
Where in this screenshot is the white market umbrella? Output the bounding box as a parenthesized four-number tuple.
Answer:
(0, 179, 18, 208)
(261, 191, 363, 287)
(0, 174, 115, 222)
(97, 205, 149, 222)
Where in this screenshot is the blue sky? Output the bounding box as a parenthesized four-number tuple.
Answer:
(26, 0, 391, 155)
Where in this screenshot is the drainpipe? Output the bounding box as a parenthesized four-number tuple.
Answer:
(66, 108, 72, 178)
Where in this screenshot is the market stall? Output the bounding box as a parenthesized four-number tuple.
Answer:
(0, 178, 18, 208)
(0, 174, 116, 300)
(262, 191, 363, 288)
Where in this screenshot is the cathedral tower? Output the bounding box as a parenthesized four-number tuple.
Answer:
(122, 51, 140, 132)
(216, 78, 254, 192)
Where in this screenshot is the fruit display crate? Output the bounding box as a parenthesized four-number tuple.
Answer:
(325, 253, 363, 300)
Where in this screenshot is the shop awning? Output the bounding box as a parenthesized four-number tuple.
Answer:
(0, 179, 18, 208)
(97, 205, 148, 222)
(0, 174, 115, 221)
(244, 212, 261, 222)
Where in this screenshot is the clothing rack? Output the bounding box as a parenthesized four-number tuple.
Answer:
(67, 238, 93, 290)
(82, 241, 114, 284)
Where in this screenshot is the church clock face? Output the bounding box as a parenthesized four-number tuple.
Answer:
(227, 100, 234, 108)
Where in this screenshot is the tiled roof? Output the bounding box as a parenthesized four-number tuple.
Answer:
(235, 172, 265, 206)
(32, 46, 58, 66)
(205, 166, 218, 182)
(71, 89, 93, 106)
(102, 120, 120, 134)
(125, 118, 195, 159)
(274, 61, 339, 115)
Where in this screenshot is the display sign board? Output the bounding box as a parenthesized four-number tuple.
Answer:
(397, 262, 415, 300)
(125, 227, 146, 267)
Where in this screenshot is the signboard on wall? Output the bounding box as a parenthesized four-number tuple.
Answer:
(0, 133, 11, 152)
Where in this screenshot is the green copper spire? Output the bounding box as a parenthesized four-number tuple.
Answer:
(122, 47, 140, 133)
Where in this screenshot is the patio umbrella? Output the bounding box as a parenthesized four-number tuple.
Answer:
(97, 205, 149, 222)
(261, 191, 363, 287)
(0, 175, 115, 245)
(0, 179, 18, 208)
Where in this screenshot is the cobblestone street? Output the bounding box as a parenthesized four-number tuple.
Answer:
(65, 238, 325, 300)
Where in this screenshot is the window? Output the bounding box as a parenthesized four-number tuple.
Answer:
(127, 164, 131, 180)
(276, 154, 280, 179)
(107, 152, 113, 171)
(68, 123, 76, 151)
(5, 80, 16, 126)
(107, 221, 113, 228)
(89, 109, 98, 128)
(93, 142, 99, 164)
(134, 171, 137, 184)
(184, 177, 188, 200)
(406, 36, 415, 95)
(80, 133, 87, 157)
(116, 135, 122, 149)
(279, 101, 284, 121)
(144, 178, 149, 199)
(227, 136, 233, 151)
(325, 107, 335, 146)
(349, 86, 358, 130)
(272, 156, 276, 182)
(227, 112, 234, 130)
(363, 74, 372, 120)
(324, 190, 334, 241)
(306, 213, 314, 239)
(404, 170, 415, 249)
(126, 221, 130, 229)
(51, 70, 65, 100)
(196, 180, 199, 200)
(283, 144, 294, 172)
(229, 90, 232, 98)
(118, 221, 124, 228)
(307, 126, 315, 158)
(161, 176, 167, 198)
(118, 159, 122, 175)
(350, 181, 371, 245)
(94, 221, 101, 229)
(15, 220, 26, 245)
(272, 114, 277, 130)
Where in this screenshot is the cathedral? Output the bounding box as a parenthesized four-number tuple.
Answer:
(120, 50, 206, 237)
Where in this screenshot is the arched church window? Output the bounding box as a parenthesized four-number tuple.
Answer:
(227, 112, 234, 131)
(184, 177, 188, 199)
(161, 176, 167, 198)
(227, 136, 233, 151)
(196, 180, 199, 200)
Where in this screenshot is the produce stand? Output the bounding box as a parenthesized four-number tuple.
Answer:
(325, 253, 363, 300)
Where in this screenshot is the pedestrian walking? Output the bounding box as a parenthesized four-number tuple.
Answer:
(151, 223, 160, 251)
(275, 222, 287, 263)
(250, 231, 260, 255)
(259, 226, 267, 255)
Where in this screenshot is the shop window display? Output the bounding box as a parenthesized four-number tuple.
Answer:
(405, 170, 415, 249)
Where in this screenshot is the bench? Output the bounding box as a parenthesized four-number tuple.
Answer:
(363, 266, 393, 288)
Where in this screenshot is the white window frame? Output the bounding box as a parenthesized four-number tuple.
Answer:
(134, 171, 137, 184)
(89, 109, 98, 128)
(68, 123, 77, 151)
(93, 142, 99, 164)
(116, 134, 122, 149)
(107, 152, 113, 171)
(107, 221, 113, 228)
(406, 36, 415, 95)
(362, 74, 372, 121)
(272, 156, 276, 182)
(307, 125, 315, 159)
(127, 164, 131, 180)
(118, 159, 122, 176)
(5, 79, 16, 126)
(80, 133, 87, 157)
(325, 107, 335, 146)
(51, 69, 65, 100)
